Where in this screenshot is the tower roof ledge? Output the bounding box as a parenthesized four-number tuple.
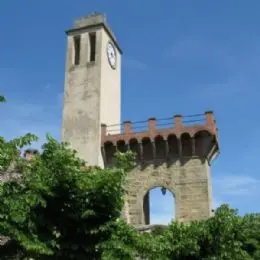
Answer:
(66, 12, 122, 54)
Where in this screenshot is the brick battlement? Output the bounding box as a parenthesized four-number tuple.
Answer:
(101, 111, 219, 166)
(101, 111, 217, 143)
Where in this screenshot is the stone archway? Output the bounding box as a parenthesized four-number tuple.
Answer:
(122, 164, 180, 226)
(122, 159, 212, 226)
(138, 180, 177, 226)
(143, 186, 176, 225)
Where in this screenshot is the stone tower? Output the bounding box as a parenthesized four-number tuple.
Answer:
(62, 13, 220, 226)
(62, 13, 122, 167)
(101, 114, 219, 225)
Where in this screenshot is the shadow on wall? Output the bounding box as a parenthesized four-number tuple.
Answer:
(103, 130, 214, 166)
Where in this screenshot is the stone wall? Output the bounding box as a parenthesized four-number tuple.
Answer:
(102, 112, 219, 225)
(122, 157, 213, 225)
(62, 13, 122, 168)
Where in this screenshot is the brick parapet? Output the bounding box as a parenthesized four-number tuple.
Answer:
(101, 111, 218, 145)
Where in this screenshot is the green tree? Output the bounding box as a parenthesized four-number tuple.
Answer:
(0, 132, 130, 259)
(240, 213, 260, 259)
(145, 205, 260, 260)
(0, 95, 6, 103)
(0, 96, 132, 259)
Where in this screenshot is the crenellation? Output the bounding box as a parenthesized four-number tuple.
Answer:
(117, 156, 216, 225)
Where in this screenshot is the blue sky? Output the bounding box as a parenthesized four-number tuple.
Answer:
(1, 0, 260, 224)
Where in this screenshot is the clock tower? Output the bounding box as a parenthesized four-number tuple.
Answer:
(62, 13, 122, 167)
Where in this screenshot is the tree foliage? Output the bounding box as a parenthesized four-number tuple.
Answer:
(0, 96, 259, 259)
(0, 95, 6, 103)
(0, 134, 130, 259)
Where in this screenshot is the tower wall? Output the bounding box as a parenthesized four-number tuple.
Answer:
(124, 158, 212, 225)
(62, 32, 102, 166)
(62, 14, 122, 167)
(100, 30, 121, 133)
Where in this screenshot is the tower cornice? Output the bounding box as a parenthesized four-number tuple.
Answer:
(65, 13, 122, 54)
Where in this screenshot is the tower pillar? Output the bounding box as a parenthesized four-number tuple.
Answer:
(62, 13, 122, 167)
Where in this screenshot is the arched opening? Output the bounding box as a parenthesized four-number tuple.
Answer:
(129, 138, 140, 161)
(24, 148, 39, 161)
(167, 134, 178, 157)
(104, 141, 116, 165)
(194, 130, 213, 156)
(155, 135, 165, 158)
(117, 140, 128, 153)
(143, 186, 176, 225)
(181, 133, 192, 157)
(142, 137, 153, 161)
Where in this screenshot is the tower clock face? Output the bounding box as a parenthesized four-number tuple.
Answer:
(107, 42, 116, 69)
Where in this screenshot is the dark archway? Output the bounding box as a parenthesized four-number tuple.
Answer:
(142, 137, 153, 161)
(129, 138, 140, 161)
(167, 134, 178, 157)
(117, 140, 128, 153)
(194, 130, 213, 156)
(104, 141, 116, 165)
(181, 133, 192, 157)
(155, 135, 166, 158)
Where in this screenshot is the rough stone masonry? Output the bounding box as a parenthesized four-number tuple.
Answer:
(101, 114, 219, 226)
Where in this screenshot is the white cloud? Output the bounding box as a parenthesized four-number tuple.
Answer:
(214, 174, 260, 196)
(1, 97, 60, 152)
(43, 83, 56, 90)
(212, 174, 260, 213)
(2, 101, 44, 119)
(170, 37, 260, 94)
(171, 38, 232, 65)
(123, 57, 148, 71)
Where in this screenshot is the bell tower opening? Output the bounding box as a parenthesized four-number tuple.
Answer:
(89, 32, 96, 62)
(143, 187, 176, 225)
(73, 35, 81, 65)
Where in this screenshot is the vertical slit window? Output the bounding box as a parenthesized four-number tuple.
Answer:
(73, 35, 81, 65)
(89, 33, 96, 62)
